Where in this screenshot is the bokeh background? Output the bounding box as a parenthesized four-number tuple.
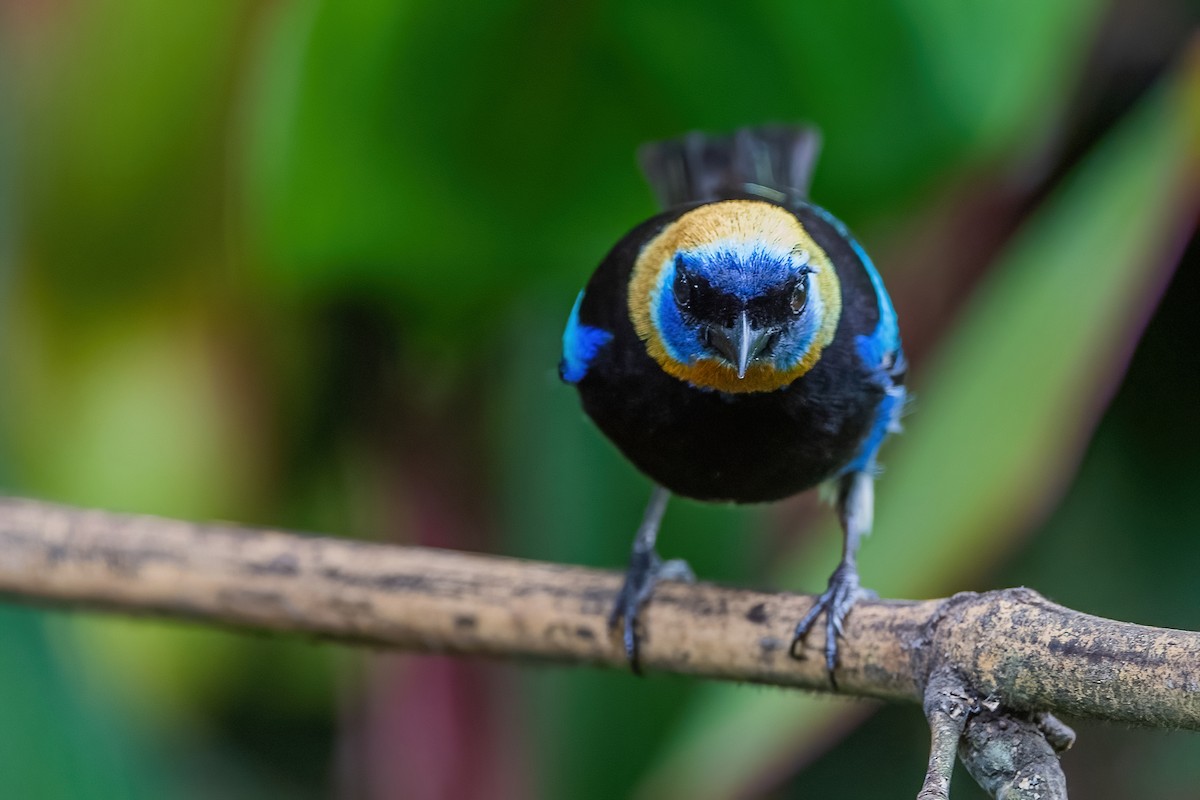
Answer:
(1, 1, 1199, 798)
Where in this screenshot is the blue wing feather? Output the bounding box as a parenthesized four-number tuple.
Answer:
(560, 290, 613, 384)
(845, 292, 905, 474)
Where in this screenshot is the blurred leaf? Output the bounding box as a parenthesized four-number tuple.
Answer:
(1, 301, 257, 520)
(244, 0, 645, 337)
(72, 619, 252, 726)
(0, 607, 166, 799)
(638, 44, 1200, 800)
(893, 0, 1103, 158)
(20, 0, 245, 309)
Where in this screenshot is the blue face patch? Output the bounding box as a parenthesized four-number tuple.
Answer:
(652, 273, 707, 364)
(651, 247, 826, 376)
(560, 290, 613, 384)
(676, 244, 801, 300)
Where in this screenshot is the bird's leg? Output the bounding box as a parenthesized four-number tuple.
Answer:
(790, 471, 874, 685)
(609, 485, 694, 673)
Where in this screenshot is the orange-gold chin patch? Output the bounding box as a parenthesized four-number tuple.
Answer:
(654, 347, 827, 394)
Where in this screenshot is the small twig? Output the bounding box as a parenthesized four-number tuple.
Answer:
(1034, 712, 1077, 754)
(918, 670, 977, 800)
(959, 708, 1070, 800)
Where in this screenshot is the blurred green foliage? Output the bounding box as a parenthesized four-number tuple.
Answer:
(0, 1, 1197, 798)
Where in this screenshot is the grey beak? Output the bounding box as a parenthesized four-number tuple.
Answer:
(708, 310, 773, 379)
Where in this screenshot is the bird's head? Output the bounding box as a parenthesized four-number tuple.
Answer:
(628, 199, 842, 393)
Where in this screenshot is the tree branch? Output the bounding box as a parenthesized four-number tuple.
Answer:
(0, 496, 1196, 796)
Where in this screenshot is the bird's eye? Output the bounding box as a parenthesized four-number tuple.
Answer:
(790, 278, 809, 314)
(673, 263, 693, 309)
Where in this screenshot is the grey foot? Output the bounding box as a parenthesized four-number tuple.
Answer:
(609, 549, 695, 673)
(789, 562, 864, 687)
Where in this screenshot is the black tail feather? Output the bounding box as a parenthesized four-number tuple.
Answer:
(637, 125, 822, 209)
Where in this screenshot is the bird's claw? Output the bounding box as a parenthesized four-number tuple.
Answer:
(609, 550, 694, 674)
(789, 563, 864, 688)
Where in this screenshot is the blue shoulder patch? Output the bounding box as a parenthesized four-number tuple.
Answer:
(853, 257, 900, 376)
(809, 205, 906, 475)
(560, 290, 613, 384)
(808, 204, 900, 373)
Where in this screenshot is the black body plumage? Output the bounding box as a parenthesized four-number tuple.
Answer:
(572, 201, 893, 503)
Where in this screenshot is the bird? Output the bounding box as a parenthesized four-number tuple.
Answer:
(560, 126, 906, 683)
